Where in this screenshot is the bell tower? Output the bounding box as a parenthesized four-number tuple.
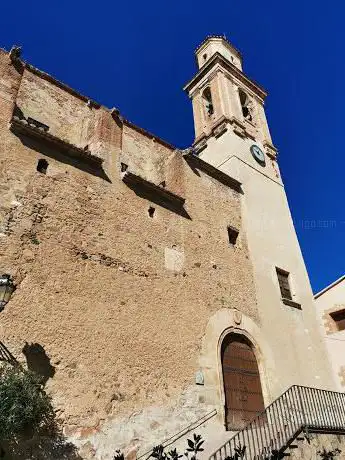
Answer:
(184, 36, 335, 395)
(184, 35, 278, 171)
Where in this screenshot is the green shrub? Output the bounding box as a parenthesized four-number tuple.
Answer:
(0, 364, 55, 442)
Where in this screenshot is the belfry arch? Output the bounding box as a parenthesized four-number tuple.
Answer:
(221, 333, 265, 430)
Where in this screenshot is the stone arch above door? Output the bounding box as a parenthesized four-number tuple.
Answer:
(199, 308, 275, 426)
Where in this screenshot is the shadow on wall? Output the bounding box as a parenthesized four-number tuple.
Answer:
(12, 128, 112, 183)
(0, 343, 81, 459)
(124, 181, 192, 220)
(22, 342, 55, 385)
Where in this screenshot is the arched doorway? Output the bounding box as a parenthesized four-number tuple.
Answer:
(221, 333, 265, 430)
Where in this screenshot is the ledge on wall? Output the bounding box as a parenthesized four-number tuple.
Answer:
(183, 150, 242, 194)
(282, 298, 302, 310)
(9, 116, 104, 168)
(121, 170, 190, 219)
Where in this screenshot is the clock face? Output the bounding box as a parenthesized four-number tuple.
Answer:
(250, 144, 265, 166)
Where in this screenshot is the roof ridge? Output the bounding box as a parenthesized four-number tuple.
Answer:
(314, 274, 345, 299)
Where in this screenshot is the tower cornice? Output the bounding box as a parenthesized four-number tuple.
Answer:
(184, 52, 267, 101)
(195, 35, 242, 59)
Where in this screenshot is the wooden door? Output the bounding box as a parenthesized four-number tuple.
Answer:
(222, 334, 265, 430)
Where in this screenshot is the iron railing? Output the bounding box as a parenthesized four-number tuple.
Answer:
(209, 385, 345, 460)
(138, 409, 217, 460)
(0, 341, 18, 366)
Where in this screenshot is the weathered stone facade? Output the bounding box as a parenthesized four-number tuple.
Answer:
(0, 37, 339, 459)
(0, 45, 258, 458)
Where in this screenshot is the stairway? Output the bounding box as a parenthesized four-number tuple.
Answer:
(208, 385, 345, 460)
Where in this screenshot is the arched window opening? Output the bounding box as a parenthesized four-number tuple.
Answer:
(239, 89, 253, 122)
(221, 333, 265, 430)
(202, 87, 214, 117)
(37, 159, 48, 174)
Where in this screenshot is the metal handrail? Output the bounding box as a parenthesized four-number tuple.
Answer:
(209, 385, 345, 460)
(0, 341, 18, 366)
(138, 408, 217, 460)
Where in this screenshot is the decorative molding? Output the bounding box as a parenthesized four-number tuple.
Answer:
(195, 35, 242, 59)
(213, 120, 228, 138)
(263, 141, 278, 159)
(193, 137, 208, 154)
(230, 117, 246, 138)
(9, 117, 104, 166)
(207, 69, 220, 82)
(182, 151, 242, 193)
(243, 120, 257, 140)
(281, 298, 302, 310)
(121, 171, 185, 208)
(194, 114, 258, 144)
(184, 52, 267, 100)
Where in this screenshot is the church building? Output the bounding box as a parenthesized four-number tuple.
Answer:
(0, 36, 343, 459)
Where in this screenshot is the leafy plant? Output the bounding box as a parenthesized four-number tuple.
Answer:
(318, 448, 342, 460)
(185, 434, 205, 460)
(115, 434, 204, 460)
(151, 445, 167, 460)
(0, 364, 54, 442)
(0, 359, 81, 458)
(263, 450, 282, 460)
(167, 448, 183, 460)
(224, 443, 246, 460)
(113, 449, 125, 460)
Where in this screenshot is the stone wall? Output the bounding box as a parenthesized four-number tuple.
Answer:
(0, 48, 258, 458)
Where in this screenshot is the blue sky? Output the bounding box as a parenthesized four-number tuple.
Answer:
(2, 0, 344, 293)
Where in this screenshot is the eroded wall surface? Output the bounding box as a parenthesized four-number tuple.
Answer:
(0, 49, 258, 458)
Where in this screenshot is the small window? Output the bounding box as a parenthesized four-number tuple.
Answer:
(148, 206, 155, 218)
(202, 87, 214, 117)
(227, 226, 239, 246)
(203, 53, 207, 61)
(276, 268, 292, 300)
(37, 159, 48, 174)
(330, 310, 345, 332)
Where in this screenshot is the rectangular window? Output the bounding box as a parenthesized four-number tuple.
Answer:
(330, 310, 345, 332)
(276, 268, 292, 300)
